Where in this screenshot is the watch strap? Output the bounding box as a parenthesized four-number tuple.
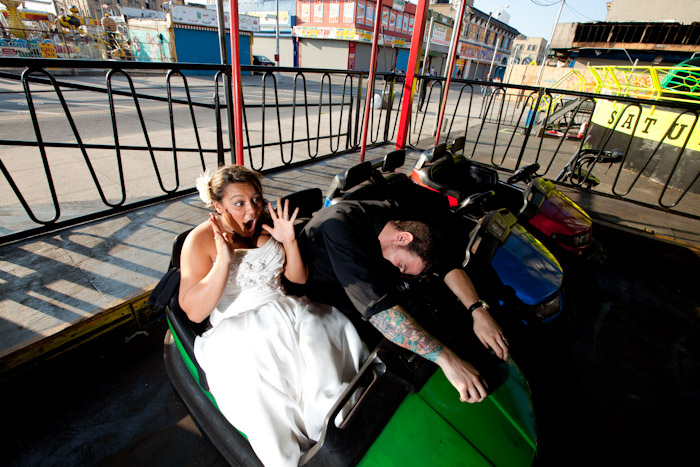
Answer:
(467, 300, 488, 313)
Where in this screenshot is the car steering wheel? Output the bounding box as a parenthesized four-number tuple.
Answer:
(507, 163, 540, 184)
(456, 190, 495, 216)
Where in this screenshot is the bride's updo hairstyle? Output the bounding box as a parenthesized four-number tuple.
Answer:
(196, 164, 264, 209)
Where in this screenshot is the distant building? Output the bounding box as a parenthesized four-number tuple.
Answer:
(53, 0, 165, 20)
(293, 0, 417, 72)
(427, 0, 468, 18)
(238, 0, 296, 67)
(458, 5, 519, 80)
(163, 3, 258, 73)
(418, 9, 455, 77)
(604, 0, 699, 24)
(510, 36, 547, 66)
(550, 0, 700, 67)
(428, 1, 519, 80)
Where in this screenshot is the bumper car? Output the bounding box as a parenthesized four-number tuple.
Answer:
(156, 188, 539, 466)
(411, 137, 594, 257)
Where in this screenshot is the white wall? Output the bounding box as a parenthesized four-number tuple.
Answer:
(551, 22, 578, 49)
(299, 39, 348, 70)
(251, 35, 295, 67)
(605, 0, 700, 24)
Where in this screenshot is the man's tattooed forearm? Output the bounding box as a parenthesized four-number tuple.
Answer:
(370, 306, 444, 362)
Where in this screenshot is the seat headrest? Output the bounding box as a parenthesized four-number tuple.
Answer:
(450, 136, 465, 153)
(383, 149, 405, 172)
(280, 188, 322, 219)
(422, 142, 447, 163)
(337, 161, 373, 191)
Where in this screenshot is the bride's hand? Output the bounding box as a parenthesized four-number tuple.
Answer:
(262, 198, 299, 245)
(209, 213, 235, 263)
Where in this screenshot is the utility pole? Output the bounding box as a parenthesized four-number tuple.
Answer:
(215, 0, 235, 156)
(482, 5, 508, 80)
(275, 0, 280, 67)
(506, 42, 521, 83)
(486, 35, 500, 81)
(536, 0, 564, 86)
(421, 16, 434, 75)
(414, 15, 433, 131)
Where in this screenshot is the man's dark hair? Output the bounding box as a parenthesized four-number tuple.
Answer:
(391, 219, 440, 274)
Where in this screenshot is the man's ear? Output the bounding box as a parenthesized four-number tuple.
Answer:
(396, 231, 414, 245)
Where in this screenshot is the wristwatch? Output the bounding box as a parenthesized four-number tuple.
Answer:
(467, 300, 489, 314)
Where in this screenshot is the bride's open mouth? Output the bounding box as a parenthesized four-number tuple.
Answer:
(243, 218, 256, 233)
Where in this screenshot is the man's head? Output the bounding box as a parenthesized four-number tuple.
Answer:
(378, 220, 438, 277)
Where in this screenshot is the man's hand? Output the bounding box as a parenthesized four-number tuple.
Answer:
(369, 306, 489, 403)
(472, 308, 509, 361)
(437, 347, 488, 403)
(443, 269, 509, 360)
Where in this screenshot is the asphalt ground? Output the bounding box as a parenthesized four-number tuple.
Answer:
(2, 207, 699, 467)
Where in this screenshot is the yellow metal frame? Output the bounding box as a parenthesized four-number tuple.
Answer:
(536, 69, 589, 113)
(588, 65, 700, 105)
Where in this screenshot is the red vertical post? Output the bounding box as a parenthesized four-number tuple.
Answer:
(395, 0, 429, 150)
(229, 0, 245, 165)
(359, 0, 384, 162)
(434, 0, 467, 146)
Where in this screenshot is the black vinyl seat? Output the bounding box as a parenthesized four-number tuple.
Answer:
(425, 156, 465, 201)
(159, 187, 328, 467)
(161, 228, 210, 390)
(452, 156, 499, 194)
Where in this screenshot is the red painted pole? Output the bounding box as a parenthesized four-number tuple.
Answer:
(359, 1, 384, 162)
(434, 0, 467, 146)
(229, 0, 245, 165)
(395, 0, 430, 150)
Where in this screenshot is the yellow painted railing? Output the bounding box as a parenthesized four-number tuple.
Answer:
(588, 65, 700, 104)
(536, 69, 595, 113)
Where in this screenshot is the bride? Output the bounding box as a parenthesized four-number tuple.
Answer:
(178, 164, 367, 466)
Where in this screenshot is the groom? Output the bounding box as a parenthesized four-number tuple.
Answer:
(292, 199, 509, 403)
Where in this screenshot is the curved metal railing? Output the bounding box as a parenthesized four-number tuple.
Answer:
(2, 57, 700, 245)
(0, 58, 398, 244)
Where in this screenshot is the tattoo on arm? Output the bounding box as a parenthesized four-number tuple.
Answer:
(369, 306, 444, 362)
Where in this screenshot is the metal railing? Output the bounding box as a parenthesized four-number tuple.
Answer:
(0, 58, 401, 244)
(398, 73, 700, 221)
(2, 57, 700, 246)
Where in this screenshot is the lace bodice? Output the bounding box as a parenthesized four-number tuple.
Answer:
(209, 238, 286, 328)
(229, 238, 285, 291)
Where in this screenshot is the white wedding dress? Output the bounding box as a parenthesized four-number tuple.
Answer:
(194, 238, 367, 467)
